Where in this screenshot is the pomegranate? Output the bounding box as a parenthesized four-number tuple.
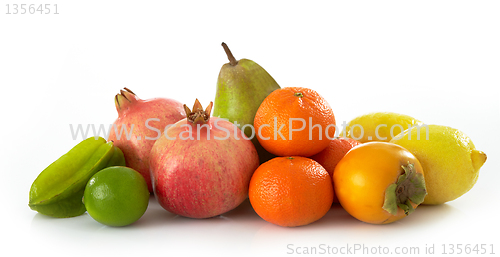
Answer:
(108, 88, 185, 192)
(150, 99, 260, 218)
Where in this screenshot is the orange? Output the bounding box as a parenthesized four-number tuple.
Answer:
(249, 156, 334, 227)
(311, 137, 361, 203)
(254, 87, 336, 157)
(333, 142, 426, 224)
(311, 137, 361, 178)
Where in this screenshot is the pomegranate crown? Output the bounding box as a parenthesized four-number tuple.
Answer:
(114, 87, 140, 112)
(184, 99, 213, 124)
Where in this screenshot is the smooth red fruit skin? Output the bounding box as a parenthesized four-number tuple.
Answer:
(108, 91, 185, 193)
(150, 117, 260, 219)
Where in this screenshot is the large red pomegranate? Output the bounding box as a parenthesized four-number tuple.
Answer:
(108, 88, 185, 192)
(150, 99, 260, 218)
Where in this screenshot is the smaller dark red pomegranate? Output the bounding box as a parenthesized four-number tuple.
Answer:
(150, 99, 260, 218)
(108, 88, 185, 192)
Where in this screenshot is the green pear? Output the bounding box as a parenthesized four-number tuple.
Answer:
(214, 43, 280, 163)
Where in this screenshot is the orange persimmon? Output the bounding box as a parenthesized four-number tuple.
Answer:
(333, 142, 427, 224)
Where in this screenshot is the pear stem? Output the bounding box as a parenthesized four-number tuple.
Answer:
(222, 42, 238, 66)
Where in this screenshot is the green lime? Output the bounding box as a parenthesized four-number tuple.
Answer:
(83, 166, 149, 226)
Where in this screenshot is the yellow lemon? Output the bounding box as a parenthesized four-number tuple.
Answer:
(390, 125, 486, 204)
(342, 112, 423, 143)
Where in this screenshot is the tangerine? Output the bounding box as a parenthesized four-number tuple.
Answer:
(254, 87, 336, 157)
(311, 137, 361, 203)
(249, 156, 334, 227)
(311, 137, 361, 178)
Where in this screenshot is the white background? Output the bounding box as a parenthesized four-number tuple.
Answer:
(1, 1, 499, 256)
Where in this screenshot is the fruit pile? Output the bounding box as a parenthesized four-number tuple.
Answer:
(29, 43, 487, 227)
